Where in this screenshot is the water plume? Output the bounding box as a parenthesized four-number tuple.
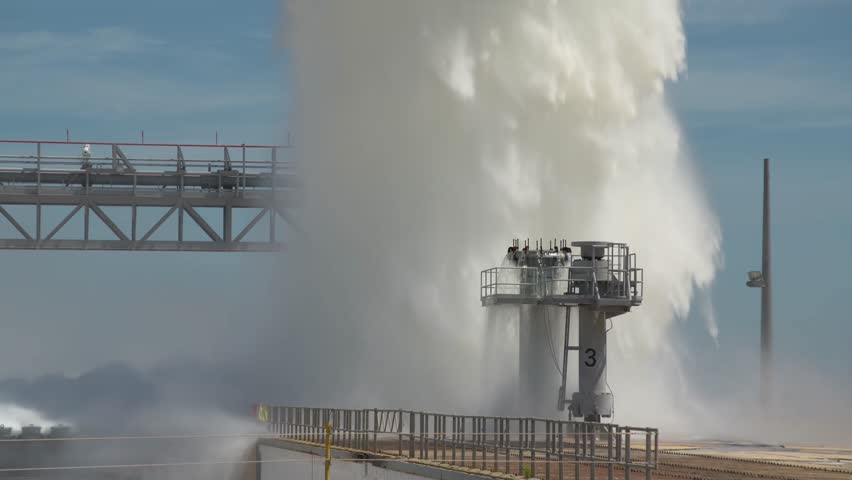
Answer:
(284, 0, 720, 427)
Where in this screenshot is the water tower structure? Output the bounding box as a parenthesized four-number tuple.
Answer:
(481, 240, 643, 421)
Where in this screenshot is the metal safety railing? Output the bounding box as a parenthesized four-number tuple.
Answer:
(257, 405, 659, 480)
(480, 267, 539, 297)
(0, 139, 290, 195)
(481, 265, 643, 304)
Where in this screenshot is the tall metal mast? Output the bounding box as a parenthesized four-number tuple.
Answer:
(747, 158, 772, 404)
(761, 158, 772, 404)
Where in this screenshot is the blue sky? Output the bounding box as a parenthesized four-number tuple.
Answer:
(0, 0, 850, 395)
(0, 0, 286, 143)
(0, 0, 288, 380)
(673, 0, 852, 388)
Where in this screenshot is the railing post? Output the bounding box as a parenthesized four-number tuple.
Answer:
(35, 142, 42, 242)
(503, 419, 509, 475)
(616, 426, 622, 462)
(356, 410, 360, 448)
(442, 415, 447, 462)
(530, 419, 536, 477)
(408, 411, 415, 458)
(625, 428, 631, 480)
(645, 430, 651, 480)
(398, 409, 403, 457)
(558, 421, 564, 480)
(493, 417, 498, 472)
(472, 417, 477, 468)
(365, 409, 370, 451)
(590, 423, 596, 480)
(352, 410, 356, 449)
(373, 408, 378, 453)
(608, 425, 614, 480)
(337, 410, 342, 446)
(461, 417, 466, 466)
(270, 147, 276, 242)
(519, 418, 525, 477)
(545, 420, 551, 480)
(433, 414, 439, 460)
(362, 409, 368, 451)
(355, 410, 360, 450)
(451, 416, 457, 466)
(324, 422, 331, 480)
(573, 422, 580, 480)
(480, 418, 486, 471)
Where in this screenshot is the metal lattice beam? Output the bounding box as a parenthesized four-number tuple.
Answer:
(0, 140, 290, 252)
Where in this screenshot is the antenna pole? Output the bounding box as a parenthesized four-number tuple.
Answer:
(761, 158, 772, 404)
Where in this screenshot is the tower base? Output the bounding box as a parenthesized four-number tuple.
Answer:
(570, 392, 613, 420)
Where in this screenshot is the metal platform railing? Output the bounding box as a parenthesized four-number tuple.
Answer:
(481, 265, 643, 305)
(0, 140, 291, 193)
(257, 405, 659, 480)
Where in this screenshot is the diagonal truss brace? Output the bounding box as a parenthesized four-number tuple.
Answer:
(0, 206, 33, 240)
(140, 205, 178, 242)
(234, 208, 269, 243)
(89, 202, 129, 241)
(45, 205, 83, 240)
(183, 203, 223, 242)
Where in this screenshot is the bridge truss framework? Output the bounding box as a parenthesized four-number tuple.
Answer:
(0, 139, 291, 252)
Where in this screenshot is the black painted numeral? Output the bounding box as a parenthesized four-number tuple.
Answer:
(584, 348, 597, 367)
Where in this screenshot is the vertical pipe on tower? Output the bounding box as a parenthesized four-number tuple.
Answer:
(761, 158, 772, 404)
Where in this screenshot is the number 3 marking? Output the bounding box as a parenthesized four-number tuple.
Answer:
(584, 348, 597, 367)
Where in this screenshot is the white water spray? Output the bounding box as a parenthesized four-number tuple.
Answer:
(284, 1, 720, 427)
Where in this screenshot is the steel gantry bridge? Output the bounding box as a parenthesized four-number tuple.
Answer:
(0, 139, 291, 252)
